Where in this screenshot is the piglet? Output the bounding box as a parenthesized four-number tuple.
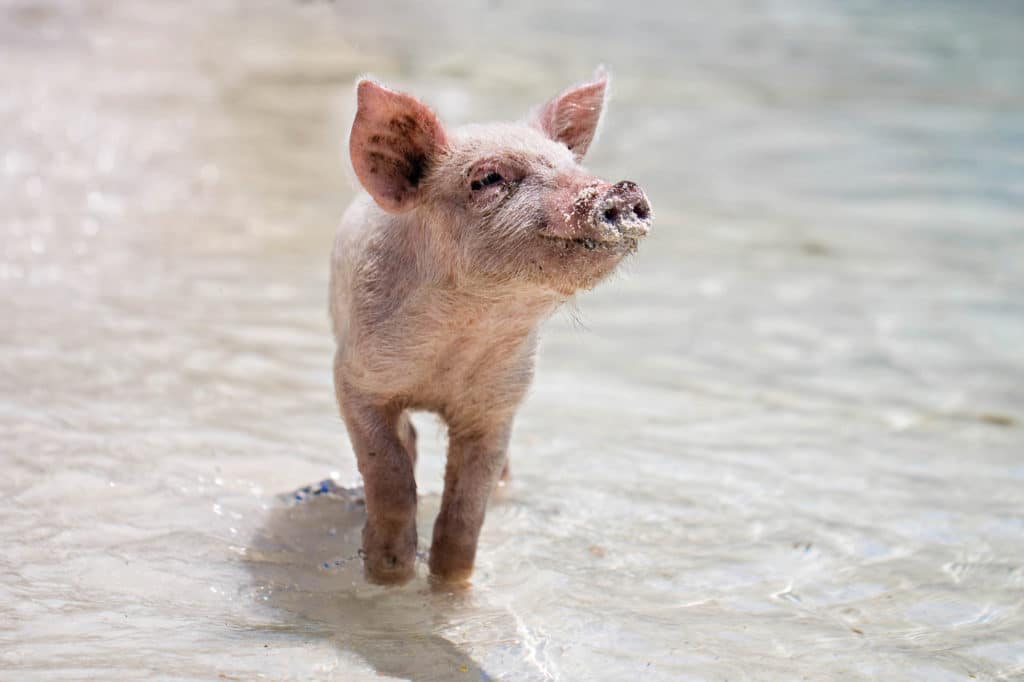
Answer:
(330, 70, 652, 584)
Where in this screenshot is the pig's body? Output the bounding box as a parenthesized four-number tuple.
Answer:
(330, 76, 651, 584)
(330, 194, 562, 420)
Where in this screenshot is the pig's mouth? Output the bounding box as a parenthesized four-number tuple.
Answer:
(539, 233, 639, 253)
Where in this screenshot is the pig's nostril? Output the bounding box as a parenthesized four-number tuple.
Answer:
(594, 182, 651, 239)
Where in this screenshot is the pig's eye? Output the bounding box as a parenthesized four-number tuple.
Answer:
(470, 171, 503, 191)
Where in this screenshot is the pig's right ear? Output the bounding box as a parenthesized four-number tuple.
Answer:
(534, 69, 609, 161)
(349, 80, 447, 214)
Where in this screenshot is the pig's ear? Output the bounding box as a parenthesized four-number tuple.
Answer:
(349, 79, 447, 213)
(534, 69, 609, 161)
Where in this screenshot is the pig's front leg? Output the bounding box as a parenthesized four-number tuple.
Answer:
(429, 422, 511, 583)
(335, 382, 418, 584)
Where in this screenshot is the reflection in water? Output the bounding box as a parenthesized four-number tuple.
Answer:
(245, 485, 493, 681)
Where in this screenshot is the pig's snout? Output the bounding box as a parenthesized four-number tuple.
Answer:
(593, 181, 652, 241)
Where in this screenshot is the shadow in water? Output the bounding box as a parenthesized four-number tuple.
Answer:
(243, 482, 492, 681)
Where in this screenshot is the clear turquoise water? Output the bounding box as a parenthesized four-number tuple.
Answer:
(2, 1, 1022, 679)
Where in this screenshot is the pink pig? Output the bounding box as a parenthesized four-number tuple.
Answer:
(329, 69, 652, 584)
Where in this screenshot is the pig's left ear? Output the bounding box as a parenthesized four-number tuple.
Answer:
(350, 79, 448, 214)
(534, 69, 609, 161)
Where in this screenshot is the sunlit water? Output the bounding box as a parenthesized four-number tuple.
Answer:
(2, 0, 1023, 679)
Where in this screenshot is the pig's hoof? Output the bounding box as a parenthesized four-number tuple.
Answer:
(427, 571, 473, 592)
(361, 521, 417, 585)
(365, 562, 415, 585)
(362, 549, 416, 585)
(428, 547, 476, 585)
(428, 567, 473, 587)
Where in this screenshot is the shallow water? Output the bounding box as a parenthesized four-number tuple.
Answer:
(2, 0, 1023, 679)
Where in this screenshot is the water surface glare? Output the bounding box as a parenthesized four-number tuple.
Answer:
(2, 0, 1023, 680)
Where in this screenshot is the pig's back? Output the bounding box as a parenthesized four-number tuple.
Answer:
(329, 194, 424, 344)
(329, 195, 377, 344)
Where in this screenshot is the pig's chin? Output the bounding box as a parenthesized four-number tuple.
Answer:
(530, 233, 638, 295)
